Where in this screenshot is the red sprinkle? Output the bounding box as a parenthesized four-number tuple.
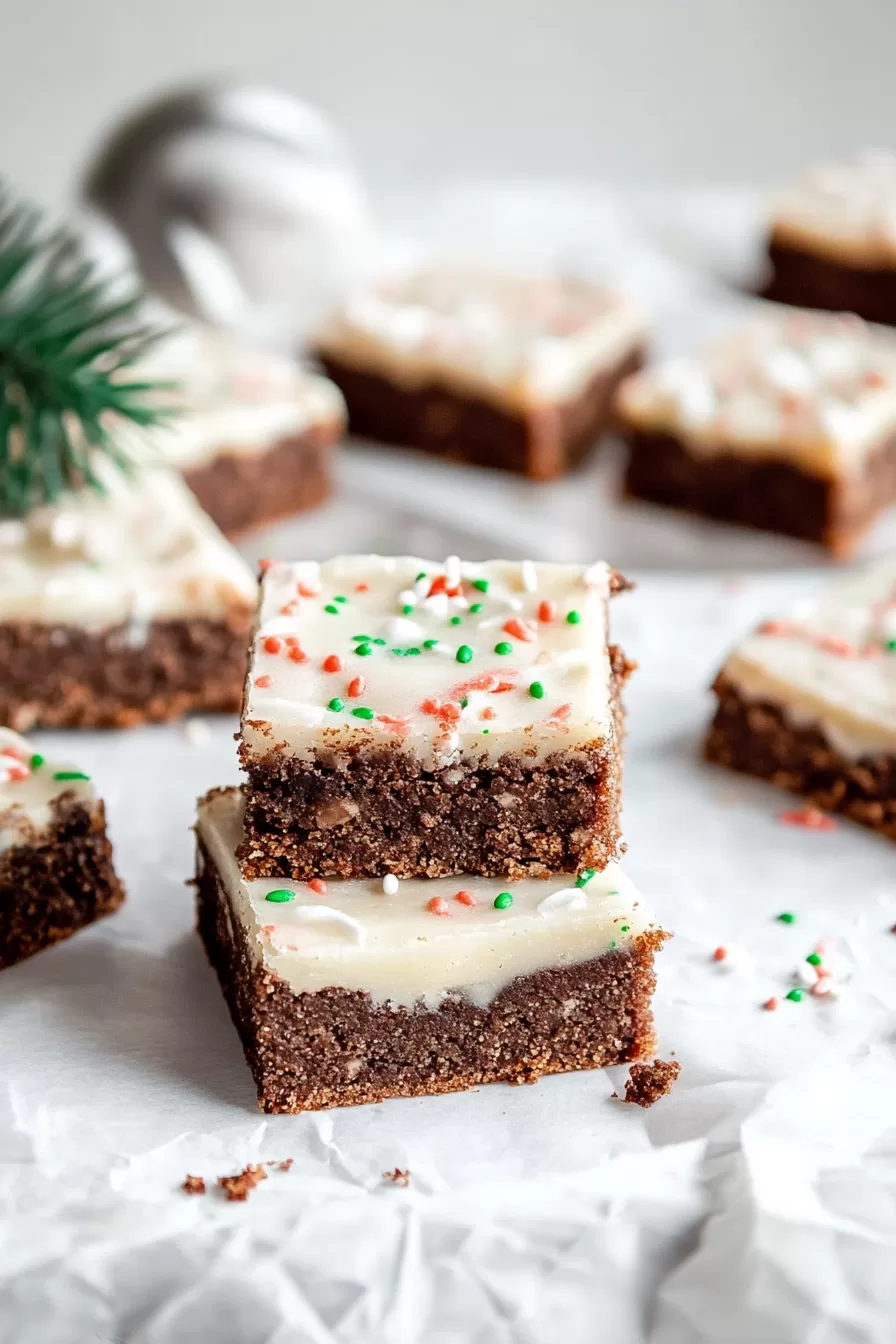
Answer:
(421, 697, 441, 715)
(255, 675, 272, 688)
(537, 599, 556, 623)
(5, 763, 29, 781)
(712, 946, 727, 962)
(284, 636, 299, 647)
(308, 878, 327, 895)
(439, 702, 461, 723)
(427, 575, 448, 597)
(355, 581, 370, 592)
(864, 370, 887, 387)
(377, 714, 410, 735)
(297, 583, 319, 598)
(481, 706, 496, 721)
(348, 676, 366, 698)
(263, 924, 276, 935)
(779, 806, 836, 831)
(263, 636, 282, 654)
(455, 889, 477, 907)
(322, 654, 343, 673)
(259, 559, 274, 573)
(763, 997, 778, 1012)
(551, 703, 572, 720)
(280, 602, 298, 616)
(288, 646, 308, 664)
(428, 897, 451, 916)
(503, 617, 536, 643)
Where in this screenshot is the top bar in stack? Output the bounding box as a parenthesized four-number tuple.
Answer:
(238, 555, 632, 881)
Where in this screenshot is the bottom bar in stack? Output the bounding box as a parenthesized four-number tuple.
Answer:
(196, 787, 668, 1113)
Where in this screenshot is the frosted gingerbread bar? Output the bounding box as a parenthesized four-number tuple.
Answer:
(147, 325, 345, 537)
(238, 555, 633, 881)
(0, 729, 124, 969)
(197, 786, 666, 1113)
(0, 463, 257, 730)
(705, 556, 896, 839)
(616, 310, 896, 555)
(763, 150, 896, 326)
(315, 264, 646, 479)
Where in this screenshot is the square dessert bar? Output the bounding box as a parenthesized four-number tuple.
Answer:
(705, 556, 896, 839)
(315, 265, 647, 479)
(238, 555, 633, 881)
(197, 786, 666, 1113)
(0, 463, 257, 730)
(0, 729, 124, 969)
(616, 310, 896, 555)
(149, 325, 345, 538)
(762, 151, 896, 326)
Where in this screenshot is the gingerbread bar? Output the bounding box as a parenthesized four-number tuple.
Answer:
(315, 264, 646, 479)
(238, 555, 632, 881)
(0, 463, 257, 730)
(0, 729, 124, 969)
(197, 786, 666, 1113)
(705, 555, 896, 838)
(147, 325, 345, 537)
(763, 150, 896, 325)
(616, 310, 896, 555)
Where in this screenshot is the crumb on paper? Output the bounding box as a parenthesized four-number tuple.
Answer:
(264, 1158, 294, 1173)
(622, 1059, 681, 1108)
(218, 1164, 268, 1202)
(383, 1167, 411, 1187)
(181, 1174, 206, 1195)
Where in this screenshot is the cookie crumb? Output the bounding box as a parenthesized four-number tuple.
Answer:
(218, 1164, 268, 1201)
(181, 1174, 206, 1195)
(383, 1167, 410, 1187)
(623, 1059, 681, 1108)
(278, 1158, 294, 1173)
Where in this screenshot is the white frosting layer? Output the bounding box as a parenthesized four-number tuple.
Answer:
(617, 311, 896, 476)
(197, 787, 655, 1010)
(241, 555, 616, 770)
(719, 556, 896, 758)
(0, 461, 257, 629)
(316, 264, 646, 411)
(772, 150, 896, 268)
(141, 324, 345, 469)
(0, 728, 97, 851)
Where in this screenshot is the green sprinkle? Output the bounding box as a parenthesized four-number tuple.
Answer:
(29, 753, 44, 770)
(352, 633, 373, 641)
(566, 609, 581, 625)
(423, 638, 439, 649)
(390, 648, 405, 656)
(575, 868, 596, 888)
(355, 643, 373, 657)
(608, 939, 617, 950)
(481, 728, 490, 734)
(415, 570, 427, 581)
(777, 911, 797, 925)
(327, 697, 344, 712)
(407, 647, 421, 656)
(472, 578, 489, 592)
(785, 988, 803, 1003)
(456, 644, 473, 664)
(333, 595, 347, 604)
(460, 697, 469, 708)
(53, 770, 90, 781)
(265, 889, 294, 903)
(372, 638, 387, 646)
(494, 641, 513, 656)
(470, 602, 483, 614)
(620, 924, 630, 932)
(324, 603, 339, 615)
(887, 639, 896, 652)
(529, 680, 545, 699)
(806, 952, 822, 966)
(352, 706, 375, 720)
(450, 615, 462, 626)
(494, 891, 513, 909)
(402, 604, 414, 615)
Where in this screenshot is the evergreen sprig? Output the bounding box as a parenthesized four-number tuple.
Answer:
(0, 184, 173, 515)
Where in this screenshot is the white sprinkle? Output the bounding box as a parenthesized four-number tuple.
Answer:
(475, 615, 505, 631)
(793, 962, 817, 988)
(292, 905, 366, 945)
(423, 592, 449, 620)
(413, 575, 431, 599)
(382, 874, 399, 896)
(537, 887, 587, 915)
(448, 594, 469, 613)
(520, 560, 537, 593)
(398, 589, 417, 609)
(386, 616, 423, 645)
(444, 555, 461, 588)
(183, 719, 211, 746)
(430, 641, 455, 657)
(495, 592, 523, 612)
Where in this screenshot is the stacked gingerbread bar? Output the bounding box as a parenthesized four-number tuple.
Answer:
(196, 554, 667, 1112)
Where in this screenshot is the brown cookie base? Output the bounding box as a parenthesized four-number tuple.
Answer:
(238, 646, 632, 881)
(318, 347, 644, 480)
(762, 238, 896, 327)
(620, 426, 896, 556)
(0, 798, 125, 970)
(705, 675, 896, 839)
(182, 420, 341, 540)
(196, 832, 665, 1113)
(0, 615, 253, 731)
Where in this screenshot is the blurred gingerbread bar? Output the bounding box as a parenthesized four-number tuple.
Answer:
(705, 556, 896, 840)
(616, 310, 896, 555)
(147, 326, 345, 537)
(315, 265, 647, 478)
(0, 728, 124, 969)
(763, 151, 896, 324)
(0, 463, 257, 730)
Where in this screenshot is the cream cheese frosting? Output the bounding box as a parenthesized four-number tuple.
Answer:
(241, 554, 617, 770)
(0, 460, 257, 630)
(0, 728, 96, 850)
(771, 150, 896, 269)
(141, 324, 345, 470)
(316, 264, 646, 412)
(616, 311, 896, 476)
(718, 556, 896, 758)
(197, 786, 655, 1010)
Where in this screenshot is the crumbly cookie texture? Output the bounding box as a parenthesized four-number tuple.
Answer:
(617, 310, 896, 477)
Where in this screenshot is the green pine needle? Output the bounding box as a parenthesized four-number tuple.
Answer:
(0, 183, 175, 515)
